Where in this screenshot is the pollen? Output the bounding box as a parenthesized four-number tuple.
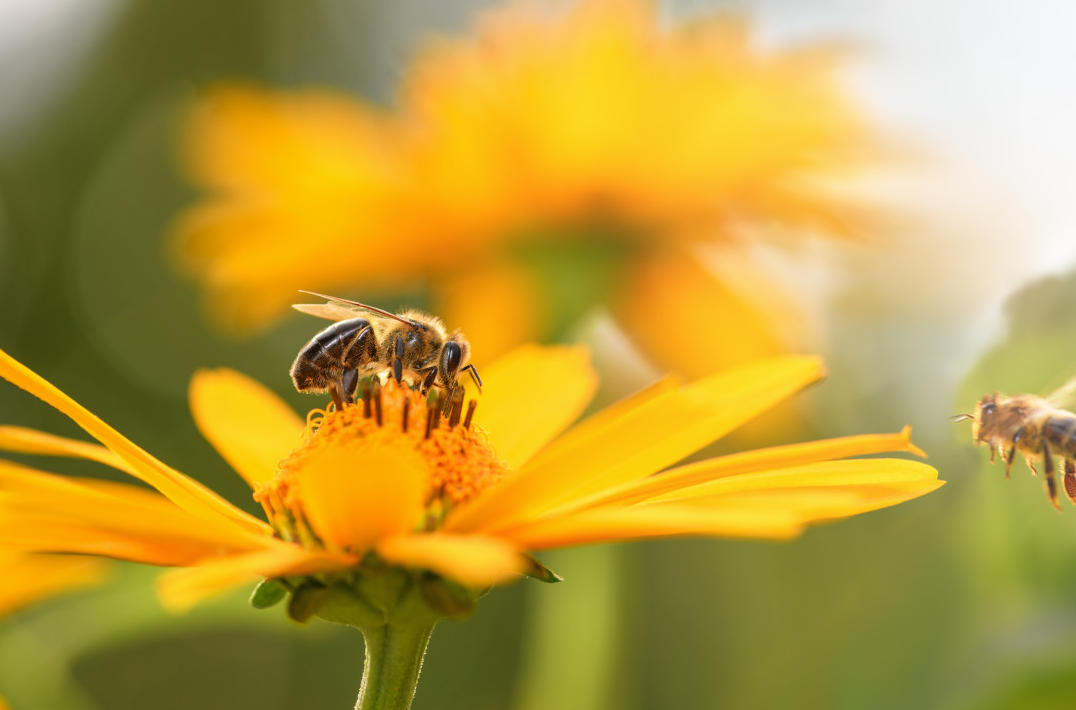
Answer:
(255, 379, 508, 546)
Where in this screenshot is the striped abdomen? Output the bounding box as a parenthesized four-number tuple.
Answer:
(1042, 411, 1076, 460)
(290, 317, 374, 392)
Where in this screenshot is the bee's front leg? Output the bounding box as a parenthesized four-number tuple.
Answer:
(1005, 428, 1024, 479)
(418, 366, 438, 395)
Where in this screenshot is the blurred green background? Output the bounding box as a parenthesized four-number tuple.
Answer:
(4, 1, 1076, 708)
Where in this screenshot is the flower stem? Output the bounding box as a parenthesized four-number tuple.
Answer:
(355, 621, 437, 710)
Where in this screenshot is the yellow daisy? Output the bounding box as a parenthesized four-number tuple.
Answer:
(0, 344, 939, 708)
(174, 0, 874, 375)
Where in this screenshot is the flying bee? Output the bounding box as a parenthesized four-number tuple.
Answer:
(289, 292, 481, 410)
(959, 379, 1076, 510)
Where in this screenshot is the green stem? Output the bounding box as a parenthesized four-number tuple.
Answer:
(355, 621, 437, 710)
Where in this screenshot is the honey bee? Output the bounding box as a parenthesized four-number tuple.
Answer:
(289, 292, 481, 410)
(960, 383, 1076, 510)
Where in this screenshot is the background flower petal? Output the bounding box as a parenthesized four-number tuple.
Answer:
(613, 248, 798, 378)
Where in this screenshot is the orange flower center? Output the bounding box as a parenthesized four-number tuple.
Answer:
(255, 379, 507, 547)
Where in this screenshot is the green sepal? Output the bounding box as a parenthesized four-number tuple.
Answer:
(418, 575, 478, 618)
(523, 555, 563, 583)
(249, 578, 288, 609)
(287, 583, 331, 624)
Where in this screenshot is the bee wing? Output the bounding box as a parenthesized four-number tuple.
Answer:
(292, 302, 363, 322)
(293, 291, 415, 327)
(1045, 372, 1076, 408)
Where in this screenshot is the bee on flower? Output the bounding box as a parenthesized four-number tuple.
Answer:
(0, 343, 939, 709)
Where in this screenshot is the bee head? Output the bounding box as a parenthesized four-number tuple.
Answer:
(970, 394, 998, 443)
(439, 333, 470, 385)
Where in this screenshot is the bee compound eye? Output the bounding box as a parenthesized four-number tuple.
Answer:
(442, 342, 462, 376)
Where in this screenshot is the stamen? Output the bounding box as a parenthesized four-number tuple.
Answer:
(448, 392, 463, 427)
(402, 398, 410, 433)
(463, 400, 477, 430)
(361, 381, 372, 419)
(373, 382, 383, 426)
(424, 406, 437, 440)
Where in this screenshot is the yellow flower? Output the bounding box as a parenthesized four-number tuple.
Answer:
(173, 0, 873, 375)
(0, 344, 939, 614)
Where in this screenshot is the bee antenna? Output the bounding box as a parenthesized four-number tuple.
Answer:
(463, 364, 483, 394)
(951, 413, 975, 422)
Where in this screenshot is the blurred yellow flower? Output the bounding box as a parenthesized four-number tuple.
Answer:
(0, 344, 938, 614)
(174, 0, 873, 375)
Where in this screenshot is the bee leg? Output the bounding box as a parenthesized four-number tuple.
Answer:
(329, 384, 346, 411)
(1064, 459, 1076, 506)
(1043, 441, 1062, 511)
(1005, 428, 1023, 479)
(393, 335, 405, 384)
(418, 366, 438, 395)
(341, 369, 359, 402)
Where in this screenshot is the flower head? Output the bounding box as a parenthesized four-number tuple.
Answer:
(173, 0, 876, 375)
(0, 344, 940, 615)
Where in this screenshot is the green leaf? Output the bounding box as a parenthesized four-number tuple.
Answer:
(249, 578, 287, 609)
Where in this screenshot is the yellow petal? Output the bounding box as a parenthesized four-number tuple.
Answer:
(447, 355, 824, 533)
(473, 344, 597, 469)
(297, 441, 426, 551)
(156, 545, 357, 613)
(649, 458, 940, 503)
(0, 551, 109, 616)
(498, 505, 804, 549)
(378, 533, 527, 587)
(0, 425, 135, 474)
(570, 426, 927, 509)
(0, 461, 271, 565)
(189, 368, 304, 489)
(0, 347, 267, 535)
